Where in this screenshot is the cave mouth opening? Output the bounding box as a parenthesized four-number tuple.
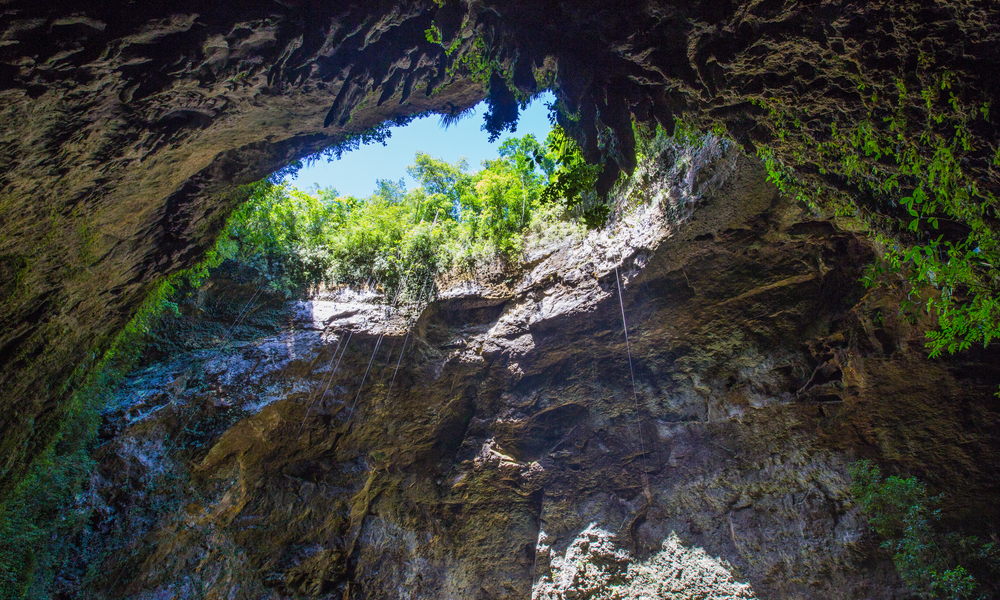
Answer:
(285, 92, 556, 198)
(205, 90, 590, 305)
(4, 1, 1000, 595)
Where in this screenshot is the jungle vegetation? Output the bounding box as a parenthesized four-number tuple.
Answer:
(225, 126, 595, 298)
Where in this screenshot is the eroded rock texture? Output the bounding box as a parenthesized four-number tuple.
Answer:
(74, 145, 1000, 599)
(4, 0, 1000, 499)
(0, 0, 487, 494)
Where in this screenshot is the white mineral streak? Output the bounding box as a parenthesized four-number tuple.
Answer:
(533, 524, 756, 600)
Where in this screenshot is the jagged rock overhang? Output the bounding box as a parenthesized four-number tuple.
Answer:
(2, 0, 1000, 499)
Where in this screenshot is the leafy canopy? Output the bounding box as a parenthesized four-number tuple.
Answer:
(224, 126, 596, 297)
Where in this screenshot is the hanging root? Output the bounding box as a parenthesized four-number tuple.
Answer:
(615, 266, 651, 500)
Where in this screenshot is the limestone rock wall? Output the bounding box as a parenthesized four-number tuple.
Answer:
(0, 0, 485, 494)
(3, 0, 1000, 505)
(71, 144, 1000, 599)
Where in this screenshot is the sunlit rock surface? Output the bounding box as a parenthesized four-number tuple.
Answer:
(71, 145, 1000, 599)
(533, 526, 756, 600)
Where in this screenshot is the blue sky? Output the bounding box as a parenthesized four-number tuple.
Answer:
(285, 91, 555, 197)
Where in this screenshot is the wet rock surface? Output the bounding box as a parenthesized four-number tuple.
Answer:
(74, 149, 1000, 599)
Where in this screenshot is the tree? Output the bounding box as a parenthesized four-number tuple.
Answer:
(539, 126, 606, 227)
(407, 152, 473, 219)
(849, 461, 997, 599)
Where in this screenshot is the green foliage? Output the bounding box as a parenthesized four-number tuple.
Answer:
(324, 189, 450, 293)
(424, 24, 445, 47)
(466, 157, 535, 253)
(226, 182, 339, 294)
(225, 130, 585, 296)
(408, 152, 474, 212)
(756, 146, 822, 212)
(863, 233, 1000, 360)
(849, 460, 998, 599)
(450, 35, 495, 84)
(539, 126, 606, 227)
(753, 71, 1000, 368)
(0, 432, 97, 599)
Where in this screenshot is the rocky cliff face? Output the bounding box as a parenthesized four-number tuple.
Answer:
(69, 143, 1000, 599)
(0, 0, 490, 494)
(4, 0, 1000, 500)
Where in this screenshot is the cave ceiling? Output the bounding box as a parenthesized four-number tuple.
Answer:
(1, 0, 999, 496)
